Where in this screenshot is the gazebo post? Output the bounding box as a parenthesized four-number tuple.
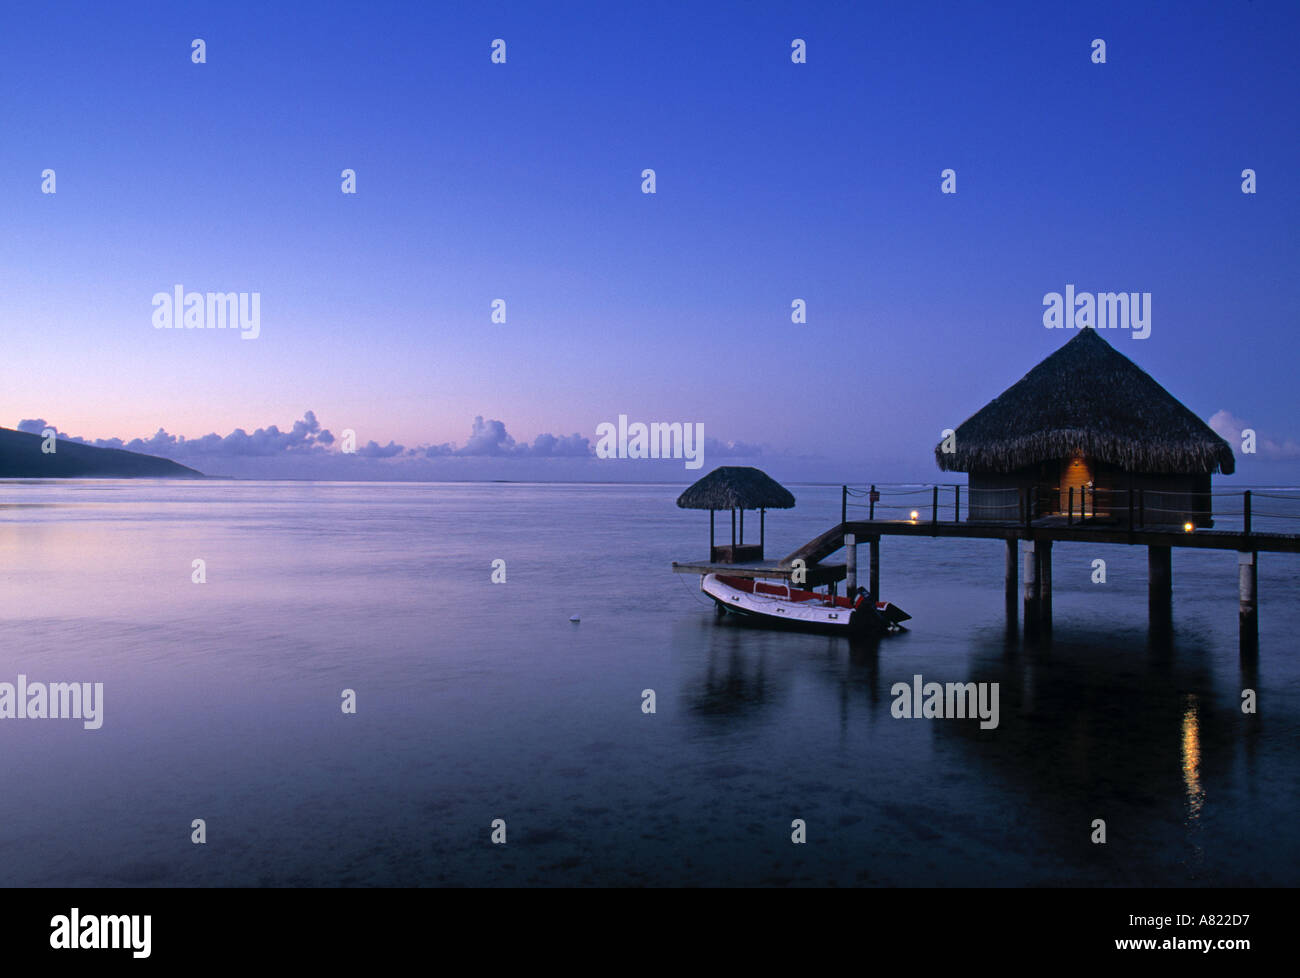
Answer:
(709, 509, 715, 556)
(731, 508, 736, 549)
(760, 508, 765, 553)
(739, 508, 744, 545)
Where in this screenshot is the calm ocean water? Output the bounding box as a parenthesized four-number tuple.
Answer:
(0, 480, 1296, 887)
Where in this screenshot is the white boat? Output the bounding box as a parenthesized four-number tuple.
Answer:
(701, 573, 910, 634)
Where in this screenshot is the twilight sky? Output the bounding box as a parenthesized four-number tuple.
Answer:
(2, 1, 1297, 482)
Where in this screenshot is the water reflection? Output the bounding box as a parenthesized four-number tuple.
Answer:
(680, 617, 784, 723)
(1181, 692, 1205, 875)
(1181, 693, 1204, 819)
(677, 616, 893, 730)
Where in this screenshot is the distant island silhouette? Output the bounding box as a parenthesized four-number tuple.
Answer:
(0, 427, 203, 478)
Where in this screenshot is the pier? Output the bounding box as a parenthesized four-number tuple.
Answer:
(673, 483, 1299, 649)
(836, 484, 1297, 649)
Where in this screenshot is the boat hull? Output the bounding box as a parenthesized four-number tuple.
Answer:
(701, 574, 909, 635)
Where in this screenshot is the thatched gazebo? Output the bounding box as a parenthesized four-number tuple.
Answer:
(936, 327, 1234, 526)
(677, 466, 795, 562)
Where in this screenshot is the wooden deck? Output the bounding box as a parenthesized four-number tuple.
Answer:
(670, 557, 846, 585)
(838, 517, 1300, 553)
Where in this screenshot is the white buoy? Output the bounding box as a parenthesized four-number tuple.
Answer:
(569, 615, 581, 623)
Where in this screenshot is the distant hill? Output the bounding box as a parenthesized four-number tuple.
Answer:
(0, 427, 204, 478)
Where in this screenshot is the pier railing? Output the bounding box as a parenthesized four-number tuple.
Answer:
(842, 484, 1300, 536)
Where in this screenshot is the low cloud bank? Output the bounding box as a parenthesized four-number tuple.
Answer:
(13, 412, 771, 480)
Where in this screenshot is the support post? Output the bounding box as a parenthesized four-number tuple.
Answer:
(869, 486, 876, 521)
(1022, 540, 1039, 637)
(1148, 545, 1172, 624)
(1239, 551, 1258, 653)
(954, 485, 961, 522)
(1068, 486, 1074, 525)
(932, 485, 939, 526)
(760, 508, 765, 553)
(1005, 539, 1018, 622)
(869, 537, 880, 602)
(739, 508, 744, 545)
(1244, 490, 1252, 536)
(731, 508, 736, 548)
(845, 533, 857, 594)
(709, 509, 715, 554)
(1038, 540, 1053, 630)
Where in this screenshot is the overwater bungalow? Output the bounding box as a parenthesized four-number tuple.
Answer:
(936, 328, 1235, 527)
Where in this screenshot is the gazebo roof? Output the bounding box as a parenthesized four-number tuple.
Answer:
(676, 466, 796, 510)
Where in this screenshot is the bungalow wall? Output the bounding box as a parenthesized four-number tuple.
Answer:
(1089, 464, 1213, 528)
(967, 461, 1214, 527)
(967, 462, 1058, 521)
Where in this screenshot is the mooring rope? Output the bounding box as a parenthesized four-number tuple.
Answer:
(677, 572, 715, 607)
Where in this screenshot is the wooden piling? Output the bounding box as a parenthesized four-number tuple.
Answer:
(845, 533, 857, 593)
(1005, 539, 1018, 621)
(869, 537, 880, 601)
(1022, 540, 1039, 635)
(1039, 539, 1053, 628)
(1239, 551, 1258, 652)
(1148, 545, 1172, 618)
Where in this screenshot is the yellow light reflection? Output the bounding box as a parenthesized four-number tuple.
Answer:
(1181, 694, 1205, 823)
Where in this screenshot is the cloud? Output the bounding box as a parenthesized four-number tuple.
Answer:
(528, 431, 593, 457)
(419, 416, 592, 458)
(459, 416, 517, 456)
(19, 411, 336, 458)
(13, 412, 763, 472)
(356, 440, 405, 458)
(1209, 410, 1300, 460)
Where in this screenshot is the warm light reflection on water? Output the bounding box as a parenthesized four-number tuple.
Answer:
(1182, 694, 1204, 821)
(1181, 689, 1206, 885)
(1181, 693, 1208, 876)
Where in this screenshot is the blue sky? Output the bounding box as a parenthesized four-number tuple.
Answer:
(2, 0, 1297, 482)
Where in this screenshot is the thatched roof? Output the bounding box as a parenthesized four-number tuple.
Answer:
(935, 328, 1235, 475)
(676, 466, 796, 510)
